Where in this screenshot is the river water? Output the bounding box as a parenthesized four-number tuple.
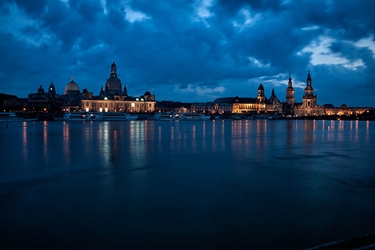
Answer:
(0, 120, 374, 249)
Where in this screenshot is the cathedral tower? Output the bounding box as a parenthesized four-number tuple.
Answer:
(302, 70, 317, 108)
(257, 83, 265, 103)
(286, 72, 294, 107)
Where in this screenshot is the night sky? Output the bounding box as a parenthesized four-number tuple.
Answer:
(1, 0, 375, 107)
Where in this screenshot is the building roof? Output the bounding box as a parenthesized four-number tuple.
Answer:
(64, 80, 80, 94)
(215, 97, 272, 104)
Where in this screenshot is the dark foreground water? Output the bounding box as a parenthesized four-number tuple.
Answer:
(0, 119, 374, 249)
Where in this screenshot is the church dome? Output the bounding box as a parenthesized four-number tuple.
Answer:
(64, 79, 80, 94)
(340, 104, 348, 109)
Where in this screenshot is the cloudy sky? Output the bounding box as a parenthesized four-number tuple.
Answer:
(1, 0, 375, 107)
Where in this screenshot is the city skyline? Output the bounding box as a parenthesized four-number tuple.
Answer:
(1, 0, 375, 107)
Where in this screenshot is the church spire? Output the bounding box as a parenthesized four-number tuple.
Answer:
(110, 62, 117, 77)
(306, 69, 312, 87)
(304, 69, 314, 97)
(288, 71, 293, 88)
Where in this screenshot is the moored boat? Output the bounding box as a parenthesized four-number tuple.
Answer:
(152, 112, 178, 121)
(87, 112, 138, 121)
(0, 112, 24, 122)
(179, 112, 210, 121)
(62, 112, 88, 121)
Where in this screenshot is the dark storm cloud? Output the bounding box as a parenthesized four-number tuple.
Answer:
(11, 0, 48, 17)
(0, 0, 374, 106)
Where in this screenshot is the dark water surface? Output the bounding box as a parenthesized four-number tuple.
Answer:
(0, 120, 374, 249)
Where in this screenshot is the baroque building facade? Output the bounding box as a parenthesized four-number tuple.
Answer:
(293, 70, 324, 116)
(191, 83, 282, 115)
(81, 62, 156, 113)
(283, 70, 325, 117)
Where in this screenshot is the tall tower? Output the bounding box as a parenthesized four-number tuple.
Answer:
(110, 62, 117, 77)
(302, 70, 317, 107)
(286, 72, 294, 107)
(257, 83, 265, 103)
(47, 82, 57, 99)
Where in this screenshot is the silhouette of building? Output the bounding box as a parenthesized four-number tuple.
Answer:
(27, 83, 62, 112)
(102, 62, 128, 99)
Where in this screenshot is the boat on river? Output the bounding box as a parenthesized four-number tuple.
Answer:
(61, 112, 88, 121)
(179, 113, 210, 121)
(87, 112, 138, 121)
(62, 112, 138, 121)
(152, 112, 179, 121)
(0, 112, 24, 122)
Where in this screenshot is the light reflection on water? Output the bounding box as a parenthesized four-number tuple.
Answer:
(22, 122, 27, 160)
(16, 119, 373, 170)
(43, 121, 48, 159)
(62, 122, 70, 165)
(129, 121, 146, 169)
(1, 119, 374, 249)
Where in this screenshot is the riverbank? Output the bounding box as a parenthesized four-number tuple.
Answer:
(304, 232, 375, 250)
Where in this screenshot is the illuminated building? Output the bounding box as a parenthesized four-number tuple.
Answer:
(293, 70, 324, 116)
(212, 83, 282, 115)
(81, 62, 156, 113)
(61, 76, 81, 111)
(323, 104, 369, 116)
